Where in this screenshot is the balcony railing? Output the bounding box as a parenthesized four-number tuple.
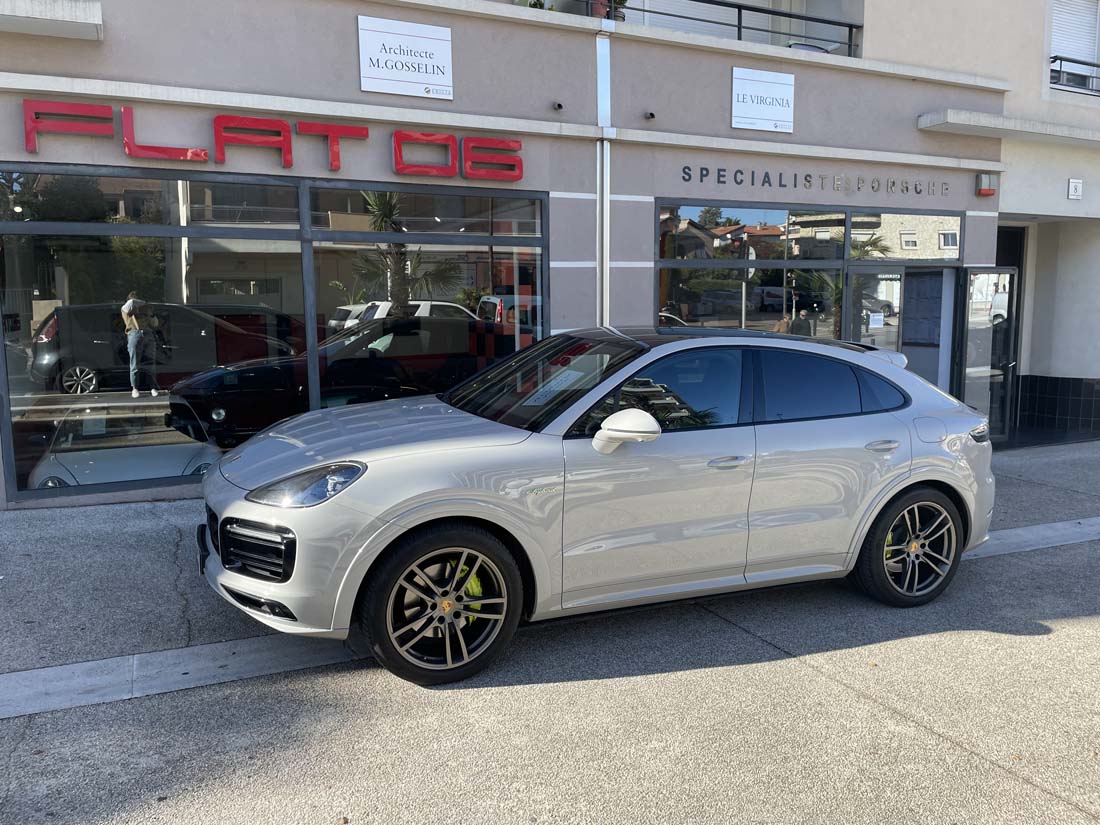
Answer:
(570, 0, 862, 57)
(1050, 55, 1100, 96)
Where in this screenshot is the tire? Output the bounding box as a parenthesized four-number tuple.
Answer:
(57, 364, 99, 394)
(359, 524, 523, 685)
(851, 487, 963, 607)
(881, 303, 894, 317)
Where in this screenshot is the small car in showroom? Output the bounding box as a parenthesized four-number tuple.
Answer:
(197, 327, 994, 685)
(168, 316, 530, 448)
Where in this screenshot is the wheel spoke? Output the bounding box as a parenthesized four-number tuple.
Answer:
(924, 522, 953, 543)
(397, 616, 437, 652)
(443, 621, 453, 667)
(460, 606, 505, 620)
(920, 556, 947, 578)
(448, 550, 469, 592)
(452, 624, 469, 663)
(454, 557, 482, 595)
(919, 512, 947, 539)
(903, 557, 915, 593)
(412, 565, 444, 596)
(392, 611, 433, 638)
(924, 549, 952, 567)
(398, 577, 436, 605)
(903, 507, 918, 538)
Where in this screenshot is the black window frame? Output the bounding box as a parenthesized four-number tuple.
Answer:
(564, 344, 756, 438)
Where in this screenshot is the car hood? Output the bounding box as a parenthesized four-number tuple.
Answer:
(218, 396, 530, 490)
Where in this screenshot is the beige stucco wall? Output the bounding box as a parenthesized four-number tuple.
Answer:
(1026, 220, 1100, 378)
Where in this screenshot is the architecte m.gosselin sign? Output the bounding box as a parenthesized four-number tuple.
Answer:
(358, 15, 453, 100)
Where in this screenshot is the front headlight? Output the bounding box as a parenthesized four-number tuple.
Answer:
(245, 462, 365, 508)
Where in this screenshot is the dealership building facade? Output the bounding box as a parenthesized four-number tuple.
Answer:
(0, 0, 1083, 506)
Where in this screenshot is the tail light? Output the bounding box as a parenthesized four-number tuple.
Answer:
(496, 303, 503, 322)
(34, 315, 57, 344)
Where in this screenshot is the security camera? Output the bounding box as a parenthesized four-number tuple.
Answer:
(644, 111, 656, 119)
(552, 102, 564, 111)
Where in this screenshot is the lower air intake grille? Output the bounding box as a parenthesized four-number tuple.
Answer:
(219, 518, 296, 583)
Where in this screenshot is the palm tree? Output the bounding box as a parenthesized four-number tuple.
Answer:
(847, 232, 893, 260)
(328, 191, 464, 317)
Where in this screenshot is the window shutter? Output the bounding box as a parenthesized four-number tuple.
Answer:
(1052, 0, 1099, 65)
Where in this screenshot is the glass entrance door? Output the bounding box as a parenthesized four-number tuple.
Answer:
(846, 266, 904, 351)
(961, 269, 1017, 440)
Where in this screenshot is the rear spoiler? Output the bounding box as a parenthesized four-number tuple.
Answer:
(850, 343, 908, 369)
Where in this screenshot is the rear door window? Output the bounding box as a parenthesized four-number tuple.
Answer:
(758, 349, 861, 422)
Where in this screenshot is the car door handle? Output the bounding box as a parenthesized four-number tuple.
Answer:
(865, 440, 900, 453)
(707, 456, 749, 469)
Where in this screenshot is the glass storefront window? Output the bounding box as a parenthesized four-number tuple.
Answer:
(659, 267, 842, 338)
(310, 188, 542, 236)
(0, 234, 303, 490)
(785, 210, 845, 260)
(851, 213, 962, 260)
(0, 172, 301, 228)
(187, 181, 299, 227)
(313, 235, 542, 412)
(659, 206, 789, 261)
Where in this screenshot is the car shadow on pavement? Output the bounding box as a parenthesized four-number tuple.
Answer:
(435, 542, 1098, 690)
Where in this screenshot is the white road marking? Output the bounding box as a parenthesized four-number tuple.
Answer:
(1, 516, 1097, 720)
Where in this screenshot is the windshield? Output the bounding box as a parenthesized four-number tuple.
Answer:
(443, 334, 644, 431)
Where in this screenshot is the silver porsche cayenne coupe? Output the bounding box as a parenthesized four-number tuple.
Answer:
(198, 327, 995, 685)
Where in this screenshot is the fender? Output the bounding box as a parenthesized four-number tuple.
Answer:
(841, 465, 976, 570)
(329, 496, 560, 633)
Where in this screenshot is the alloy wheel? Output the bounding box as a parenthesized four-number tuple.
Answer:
(61, 365, 98, 394)
(882, 502, 957, 597)
(385, 547, 509, 671)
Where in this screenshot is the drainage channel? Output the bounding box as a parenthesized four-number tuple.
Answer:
(2, 516, 1098, 721)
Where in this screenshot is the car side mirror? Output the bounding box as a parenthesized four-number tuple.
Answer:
(592, 408, 661, 455)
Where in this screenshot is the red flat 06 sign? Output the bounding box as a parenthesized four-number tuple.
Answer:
(22, 99, 523, 181)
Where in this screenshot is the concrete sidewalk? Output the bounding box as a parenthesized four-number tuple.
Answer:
(0, 439, 1097, 677)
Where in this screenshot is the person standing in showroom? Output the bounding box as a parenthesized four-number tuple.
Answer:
(120, 291, 159, 399)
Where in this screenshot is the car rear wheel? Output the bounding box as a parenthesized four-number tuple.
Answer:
(58, 364, 99, 394)
(360, 524, 523, 685)
(852, 487, 963, 607)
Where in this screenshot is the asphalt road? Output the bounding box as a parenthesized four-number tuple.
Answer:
(1, 538, 1098, 825)
(1, 441, 1099, 824)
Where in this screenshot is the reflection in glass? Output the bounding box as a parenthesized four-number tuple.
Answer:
(310, 188, 542, 235)
(964, 271, 1015, 437)
(0, 172, 303, 228)
(846, 270, 902, 350)
(659, 205, 788, 261)
(0, 234, 303, 489)
(658, 267, 841, 338)
(785, 210, 845, 260)
(851, 213, 961, 260)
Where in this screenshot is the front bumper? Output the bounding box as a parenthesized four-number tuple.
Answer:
(199, 465, 390, 638)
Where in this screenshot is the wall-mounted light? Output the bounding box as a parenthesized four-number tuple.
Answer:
(12, 205, 23, 213)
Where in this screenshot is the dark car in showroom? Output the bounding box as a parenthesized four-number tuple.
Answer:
(167, 316, 532, 448)
(29, 303, 297, 394)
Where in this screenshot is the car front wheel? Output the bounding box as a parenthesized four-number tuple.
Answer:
(360, 524, 523, 685)
(58, 364, 99, 394)
(852, 487, 963, 607)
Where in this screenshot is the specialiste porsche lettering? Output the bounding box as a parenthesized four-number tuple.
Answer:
(680, 165, 950, 197)
(21, 98, 523, 181)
